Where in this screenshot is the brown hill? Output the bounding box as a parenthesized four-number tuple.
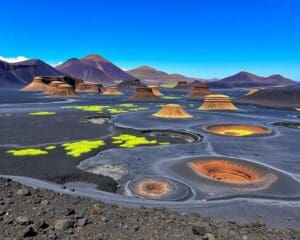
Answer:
(56, 54, 135, 84)
(127, 66, 202, 84)
(0, 59, 62, 88)
(117, 79, 146, 89)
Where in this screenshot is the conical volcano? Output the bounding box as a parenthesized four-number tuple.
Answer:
(20, 77, 48, 92)
(186, 84, 211, 98)
(153, 104, 193, 118)
(199, 94, 238, 111)
(103, 86, 123, 95)
(50, 84, 79, 98)
(147, 85, 163, 96)
(128, 87, 158, 101)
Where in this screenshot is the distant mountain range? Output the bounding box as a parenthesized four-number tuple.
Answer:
(210, 71, 297, 88)
(0, 54, 298, 88)
(0, 59, 62, 87)
(127, 66, 297, 88)
(127, 66, 207, 84)
(56, 54, 135, 84)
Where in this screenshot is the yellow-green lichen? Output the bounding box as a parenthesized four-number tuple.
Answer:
(62, 140, 105, 157)
(62, 105, 110, 112)
(7, 148, 48, 156)
(119, 103, 136, 108)
(112, 134, 158, 148)
(160, 83, 176, 88)
(162, 96, 182, 100)
(128, 107, 149, 111)
(159, 142, 170, 145)
(29, 111, 56, 116)
(107, 108, 129, 114)
(45, 145, 56, 150)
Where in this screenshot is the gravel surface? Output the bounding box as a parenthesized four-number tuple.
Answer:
(1, 178, 299, 240)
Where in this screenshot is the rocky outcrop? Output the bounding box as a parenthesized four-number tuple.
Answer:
(20, 77, 48, 92)
(153, 104, 193, 118)
(199, 95, 238, 111)
(186, 85, 211, 98)
(43, 81, 64, 94)
(128, 87, 158, 101)
(50, 84, 79, 98)
(175, 81, 190, 89)
(147, 85, 163, 96)
(75, 83, 104, 93)
(103, 87, 123, 95)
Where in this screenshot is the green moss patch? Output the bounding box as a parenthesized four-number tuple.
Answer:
(29, 111, 56, 116)
(62, 140, 105, 157)
(7, 148, 49, 156)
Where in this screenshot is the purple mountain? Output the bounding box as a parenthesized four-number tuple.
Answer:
(56, 54, 135, 84)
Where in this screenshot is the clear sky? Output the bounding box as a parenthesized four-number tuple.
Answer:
(1, 0, 300, 80)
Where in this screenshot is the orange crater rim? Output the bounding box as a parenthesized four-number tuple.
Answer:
(188, 160, 265, 184)
(204, 124, 271, 137)
(135, 179, 172, 198)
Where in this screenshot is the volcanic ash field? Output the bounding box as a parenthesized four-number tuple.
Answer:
(0, 86, 300, 229)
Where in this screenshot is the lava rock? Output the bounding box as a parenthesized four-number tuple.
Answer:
(16, 188, 31, 196)
(54, 219, 74, 230)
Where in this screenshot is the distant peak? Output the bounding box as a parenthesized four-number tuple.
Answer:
(82, 54, 108, 62)
(136, 65, 157, 71)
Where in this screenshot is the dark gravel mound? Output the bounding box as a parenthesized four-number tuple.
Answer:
(1, 178, 299, 239)
(236, 87, 300, 109)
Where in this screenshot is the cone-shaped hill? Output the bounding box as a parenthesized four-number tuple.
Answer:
(56, 54, 136, 84)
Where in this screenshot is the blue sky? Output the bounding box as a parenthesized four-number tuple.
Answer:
(1, 0, 300, 80)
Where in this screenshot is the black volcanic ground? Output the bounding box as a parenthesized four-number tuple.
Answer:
(0, 87, 300, 239)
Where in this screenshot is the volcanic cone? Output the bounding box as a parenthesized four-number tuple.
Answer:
(128, 87, 158, 101)
(103, 87, 123, 95)
(20, 77, 48, 92)
(153, 104, 193, 118)
(186, 84, 211, 98)
(147, 85, 163, 96)
(50, 84, 79, 98)
(199, 94, 238, 111)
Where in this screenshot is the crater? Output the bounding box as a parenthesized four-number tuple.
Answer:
(272, 122, 300, 129)
(126, 176, 191, 201)
(189, 160, 261, 183)
(188, 157, 277, 189)
(142, 129, 202, 143)
(204, 124, 272, 137)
